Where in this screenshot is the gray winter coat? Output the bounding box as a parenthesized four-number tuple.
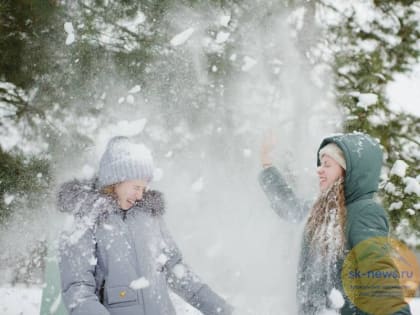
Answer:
(58, 180, 232, 315)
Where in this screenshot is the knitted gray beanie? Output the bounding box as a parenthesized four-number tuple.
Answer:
(97, 136, 154, 189)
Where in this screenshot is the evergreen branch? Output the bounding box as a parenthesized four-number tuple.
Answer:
(78, 1, 144, 42)
(398, 134, 420, 147)
(336, 72, 357, 86)
(318, 1, 343, 16)
(0, 96, 24, 108)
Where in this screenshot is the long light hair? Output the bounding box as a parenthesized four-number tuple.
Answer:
(305, 177, 347, 259)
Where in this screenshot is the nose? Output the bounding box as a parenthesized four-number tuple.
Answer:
(317, 166, 323, 175)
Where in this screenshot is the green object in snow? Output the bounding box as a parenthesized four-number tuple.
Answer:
(40, 248, 68, 315)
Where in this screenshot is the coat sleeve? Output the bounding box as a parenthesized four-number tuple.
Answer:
(347, 203, 412, 315)
(58, 222, 109, 315)
(158, 219, 234, 315)
(258, 166, 309, 223)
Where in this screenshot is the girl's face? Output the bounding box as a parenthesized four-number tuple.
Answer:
(114, 179, 148, 210)
(317, 154, 344, 192)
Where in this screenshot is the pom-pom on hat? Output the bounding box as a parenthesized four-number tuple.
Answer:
(97, 136, 154, 189)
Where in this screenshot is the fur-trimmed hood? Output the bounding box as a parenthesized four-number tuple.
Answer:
(57, 179, 165, 218)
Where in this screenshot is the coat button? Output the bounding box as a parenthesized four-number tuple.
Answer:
(119, 291, 126, 298)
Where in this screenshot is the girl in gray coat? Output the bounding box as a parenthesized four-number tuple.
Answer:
(58, 136, 233, 315)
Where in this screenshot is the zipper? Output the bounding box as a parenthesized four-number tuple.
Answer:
(118, 210, 147, 314)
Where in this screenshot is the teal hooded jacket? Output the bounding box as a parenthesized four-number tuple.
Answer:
(259, 133, 411, 315)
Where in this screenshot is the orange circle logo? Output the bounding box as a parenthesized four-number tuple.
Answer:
(341, 237, 420, 314)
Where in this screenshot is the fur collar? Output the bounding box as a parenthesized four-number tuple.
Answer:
(57, 179, 165, 218)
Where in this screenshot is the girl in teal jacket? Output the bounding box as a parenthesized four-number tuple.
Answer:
(259, 132, 412, 315)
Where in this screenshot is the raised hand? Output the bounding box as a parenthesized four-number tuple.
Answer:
(261, 129, 277, 168)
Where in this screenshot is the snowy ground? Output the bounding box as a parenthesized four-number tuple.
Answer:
(0, 286, 41, 315)
(0, 285, 419, 315)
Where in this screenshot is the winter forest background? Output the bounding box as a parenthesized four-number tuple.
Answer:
(0, 0, 419, 314)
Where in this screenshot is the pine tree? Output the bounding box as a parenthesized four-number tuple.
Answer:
(0, 0, 59, 221)
(325, 0, 420, 245)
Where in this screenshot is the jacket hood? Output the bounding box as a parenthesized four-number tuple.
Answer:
(317, 133, 383, 204)
(57, 179, 165, 217)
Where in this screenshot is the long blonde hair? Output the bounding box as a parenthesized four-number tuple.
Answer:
(305, 178, 347, 258)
